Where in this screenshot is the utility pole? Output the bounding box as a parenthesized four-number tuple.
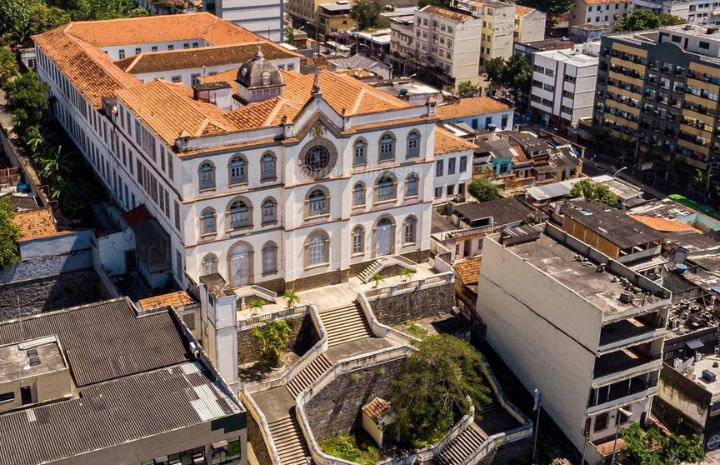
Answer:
(532, 389, 541, 462)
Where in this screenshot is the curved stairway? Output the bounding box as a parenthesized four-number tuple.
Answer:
(434, 423, 487, 465)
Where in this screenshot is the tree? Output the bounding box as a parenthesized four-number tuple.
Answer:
(248, 298, 265, 316)
(350, 0, 387, 30)
(504, 52, 531, 94)
(401, 267, 415, 281)
(0, 196, 20, 268)
(370, 272, 383, 288)
(690, 169, 710, 192)
(616, 9, 686, 32)
(468, 178, 501, 202)
(457, 81, 479, 97)
(517, 0, 573, 25)
(2, 70, 50, 140)
(283, 289, 300, 307)
(620, 422, 705, 465)
(26, 4, 72, 38)
(485, 57, 506, 91)
(386, 335, 492, 448)
(570, 178, 619, 206)
(0, 47, 19, 86)
(253, 320, 293, 368)
(0, 0, 31, 37)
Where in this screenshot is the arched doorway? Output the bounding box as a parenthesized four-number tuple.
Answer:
(376, 217, 393, 256)
(229, 243, 252, 287)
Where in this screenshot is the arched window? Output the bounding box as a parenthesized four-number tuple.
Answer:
(306, 231, 329, 266)
(202, 253, 218, 275)
(405, 173, 418, 198)
(407, 131, 420, 157)
(404, 216, 417, 244)
(376, 174, 396, 202)
(229, 154, 247, 185)
(354, 139, 367, 165)
(261, 152, 276, 180)
(262, 242, 278, 274)
(352, 226, 364, 255)
(262, 198, 277, 224)
(306, 188, 328, 217)
(379, 133, 395, 161)
(353, 183, 365, 207)
(201, 207, 216, 235)
(228, 198, 251, 229)
(199, 161, 215, 190)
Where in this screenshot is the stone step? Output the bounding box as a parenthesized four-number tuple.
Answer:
(435, 424, 486, 465)
(267, 416, 311, 465)
(286, 355, 332, 398)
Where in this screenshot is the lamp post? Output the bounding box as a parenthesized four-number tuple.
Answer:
(531, 389, 541, 462)
(613, 166, 628, 179)
(609, 408, 633, 465)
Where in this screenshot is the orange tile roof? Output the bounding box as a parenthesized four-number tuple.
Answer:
(629, 215, 701, 234)
(435, 127, 477, 154)
(13, 208, 61, 241)
(421, 5, 473, 22)
(515, 6, 534, 16)
(582, 0, 627, 5)
(454, 257, 482, 285)
(436, 97, 511, 121)
(138, 291, 195, 310)
(362, 398, 390, 423)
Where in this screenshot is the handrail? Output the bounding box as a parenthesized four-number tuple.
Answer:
(243, 303, 328, 394)
(358, 255, 418, 283)
(240, 390, 283, 465)
(238, 303, 308, 330)
(236, 284, 278, 302)
(357, 292, 418, 345)
(363, 271, 454, 299)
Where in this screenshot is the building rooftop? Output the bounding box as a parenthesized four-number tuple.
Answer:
(436, 97, 511, 121)
(583, 0, 628, 5)
(138, 290, 196, 311)
(454, 257, 482, 285)
(563, 200, 666, 249)
(515, 5, 535, 16)
(628, 215, 702, 234)
(0, 336, 66, 382)
(535, 48, 599, 67)
(453, 198, 534, 226)
(320, 2, 352, 11)
(435, 126, 478, 154)
(689, 355, 720, 398)
(13, 208, 63, 241)
(0, 298, 243, 465)
(419, 5, 473, 22)
(506, 227, 668, 316)
(516, 38, 574, 52)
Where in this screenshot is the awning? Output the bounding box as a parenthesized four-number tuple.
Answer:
(686, 339, 704, 350)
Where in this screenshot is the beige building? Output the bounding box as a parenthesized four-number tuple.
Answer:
(515, 6, 547, 43)
(477, 223, 671, 464)
(0, 298, 246, 465)
(570, 0, 629, 28)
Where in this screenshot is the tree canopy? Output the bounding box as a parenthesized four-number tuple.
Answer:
(468, 178, 501, 202)
(386, 335, 491, 448)
(2, 70, 50, 140)
(615, 9, 686, 32)
(350, 0, 387, 31)
(457, 81, 480, 98)
(620, 422, 705, 465)
(570, 178, 619, 206)
(0, 196, 20, 268)
(485, 53, 531, 95)
(0, 47, 19, 86)
(517, 0, 574, 24)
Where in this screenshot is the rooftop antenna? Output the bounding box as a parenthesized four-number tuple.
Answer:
(312, 45, 321, 94)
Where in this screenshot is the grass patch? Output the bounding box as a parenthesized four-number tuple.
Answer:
(393, 322, 428, 339)
(319, 431, 381, 465)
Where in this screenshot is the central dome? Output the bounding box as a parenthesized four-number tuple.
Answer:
(236, 48, 283, 89)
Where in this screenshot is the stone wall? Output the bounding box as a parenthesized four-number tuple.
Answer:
(247, 414, 272, 465)
(305, 358, 405, 440)
(489, 437, 533, 465)
(370, 282, 455, 326)
(0, 268, 107, 320)
(237, 314, 318, 365)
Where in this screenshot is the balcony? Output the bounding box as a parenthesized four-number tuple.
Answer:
(598, 316, 666, 353)
(587, 376, 659, 413)
(593, 346, 662, 386)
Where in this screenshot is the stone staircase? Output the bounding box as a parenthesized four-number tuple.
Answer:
(286, 354, 332, 399)
(320, 303, 374, 346)
(357, 255, 417, 283)
(434, 423, 487, 465)
(268, 414, 311, 465)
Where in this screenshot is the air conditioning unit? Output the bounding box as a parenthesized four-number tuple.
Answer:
(703, 369, 717, 383)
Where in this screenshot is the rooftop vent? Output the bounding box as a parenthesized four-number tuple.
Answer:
(619, 291, 634, 303)
(26, 348, 38, 357)
(685, 24, 693, 30)
(28, 357, 41, 367)
(703, 369, 717, 383)
(707, 26, 719, 34)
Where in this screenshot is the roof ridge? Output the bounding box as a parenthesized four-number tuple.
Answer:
(122, 54, 144, 73)
(351, 87, 365, 114)
(63, 31, 141, 90)
(263, 97, 286, 126)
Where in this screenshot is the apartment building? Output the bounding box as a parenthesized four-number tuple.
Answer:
(433, 127, 477, 201)
(629, 0, 720, 25)
(530, 42, 600, 128)
(316, 1, 355, 37)
(0, 298, 246, 465)
(515, 6, 547, 43)
(477, 223, 671, 464)
(389, 14, 416, 74)
(570, 0, 629, 28)
(593, 24, 720, 180)
(205, 0, 284, 41)
(33, 13, 445, 298)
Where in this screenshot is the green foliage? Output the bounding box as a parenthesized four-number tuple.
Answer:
(26, 4, 71, 38)
(375, 367, 385, 376)
(319, 432, 381, 465)
(0, 0, 31, 37)
(616, 8, 686, 32)
(457, 81, 479, 97)
(485, 53, 531, 95)
(620, 422, 705, 465)
(0, 47, 18, 86)
(2, 70, 50, 140)
(467, 178, 501, 202)
(570, 178, 619, 206)
(418, 0, 450, 8)
(689, 169, 710, 192)
(283, 289, 300, 307)
(350, 0, 387, 30)
(253, 320, 292, 368)
(0, 196, 20, 268)
(400, 267, 415, 281)
(394, 321, 428, 339)
(518, 0, 574, 22)
(386, 334, 491, 448)
(286, 25, 295, 43)
(350, 373, 362, 384)
(370, 272, 383, 288)
(248, 298, 265, 315)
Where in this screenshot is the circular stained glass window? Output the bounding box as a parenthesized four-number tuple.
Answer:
(305, 145, 330, 172)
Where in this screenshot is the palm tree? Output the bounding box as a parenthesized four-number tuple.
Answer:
(24, 125, 44, 154)
(283, 289, 300, 307)
(38, 145, 75, 183)
(253, 320, 293, 368)
(400, 267, 415, 281)
(249, 298, 265, 316)
(690, 169, 710, 192)
(370, 273, 383, 288)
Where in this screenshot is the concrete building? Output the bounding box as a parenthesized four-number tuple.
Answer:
(530, 42, 600, 129)
(436, 96, 514, 130)
(515, 6, 548, 43)
(569, 23, 608, 43)
(477, 223, 671, 463)
(570, 0, 629, 28)
(593, 24, 720, 182)
(629, 0, 720, 25)
(316, 1, 355, 38)
(205, 0, 284, 41)
(0, 297, 246, 465)
(433, 127, 477, 201)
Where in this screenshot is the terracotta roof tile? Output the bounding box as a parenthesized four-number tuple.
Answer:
(421, 5, 473, 22)
(362, 397, 390, 423)
(454, 257, 482, 285)
(436, 97, 511, 121)
(435, 127, 477, 154)
(13, 208, 62, 241)
(628, 215, 702, 234)
(582, 0, 627, 5)
(515, 6, 534, 16)
(138, 291, 196, 310)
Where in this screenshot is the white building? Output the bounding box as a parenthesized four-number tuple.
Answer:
(570, 0, 629, 28)
(629, 0, 720, 24)
(530, 42, 600, 129)
(477, 223, 671, 464)
(433, 128, 476, 201)
(33, 13, 451, 298)
(205, 0, 284, 41)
